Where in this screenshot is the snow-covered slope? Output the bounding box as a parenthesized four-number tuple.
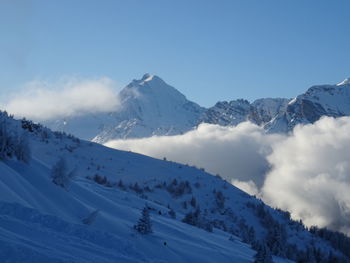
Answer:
(1, 112, 349, 262)
(266, 79, 350, 133)
(44, 74, 204, 143)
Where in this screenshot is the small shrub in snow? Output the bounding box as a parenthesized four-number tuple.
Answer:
(82, 210, 100, 225)
(129, 182, 143, 194)
(93, 174, 107, 185)
(168, 208, 176, 219)
(117, 179, 126, 190)
(51, 157, 75, 190)
(166, 179, 192, 197)
(143, 186, 152, 192)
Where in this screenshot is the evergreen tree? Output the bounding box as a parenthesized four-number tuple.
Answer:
(182, 208, 200, 226)
(0, 119, 16, 160)
(0, 118, 31, 163)
(182, 208, 213, 232)
(134, 205, 153, 234)
(15, 133, 31, 163)
(254, 242, 274, 263)
(215, 190, 225, 209)
(190, 196, 197, 208)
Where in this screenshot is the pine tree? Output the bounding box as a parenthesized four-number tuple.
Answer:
(254, 242, 274, 263)
(182, 208, 200, 226)
(0, 116, 31, 163)
(190, 196, 197, 207)
(15, 133, 31, 163)
(215, 190, 225, 209)
(134, 205, 153, 234)
(0, 119, 16, 160)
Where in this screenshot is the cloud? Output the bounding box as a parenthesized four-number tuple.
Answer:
(106, 122, 283, 190)
(2, 77, 120, 121)
(106, 118, 350, 234)
(262, 117, 350, 234)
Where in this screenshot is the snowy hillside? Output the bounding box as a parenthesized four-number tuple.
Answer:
(1, 112, 350, 262)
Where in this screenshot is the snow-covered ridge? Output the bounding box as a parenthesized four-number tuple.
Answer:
(266, 80, 350, 132)
(337, 77, 350, 86)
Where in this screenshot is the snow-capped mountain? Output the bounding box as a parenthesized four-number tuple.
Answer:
(42, 75, 350, 141)
(93, 74, 204, 143)
(44, 74, 204, 143)
(266, 78, 350, 132)
(1, 111, 350, 262)
(189, 77, 350, 133)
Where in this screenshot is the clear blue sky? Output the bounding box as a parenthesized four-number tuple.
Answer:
(1, 0, 350, 106)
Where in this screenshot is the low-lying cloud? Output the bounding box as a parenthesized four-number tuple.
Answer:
(262, 117, 350, 234)
(106, 117, 350, 234)
(2, 77, 120, 121)
(106, 122, 282, 188)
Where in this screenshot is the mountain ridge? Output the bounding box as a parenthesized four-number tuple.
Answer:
(39, 74, 350, 142)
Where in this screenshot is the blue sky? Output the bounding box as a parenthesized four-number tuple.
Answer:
(1, 0, 350, 107)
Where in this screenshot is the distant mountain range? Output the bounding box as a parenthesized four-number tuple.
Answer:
(43, 74, 350, 142)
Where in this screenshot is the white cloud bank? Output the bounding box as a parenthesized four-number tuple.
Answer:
(262, 117, 350, 234)
(106, 122, 283, 188)
(2, 77, 120, 121)
(106, 117, 350, 234)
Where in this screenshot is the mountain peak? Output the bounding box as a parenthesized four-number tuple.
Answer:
(141, 73, 154, 82)
(337, 77, 350, 86)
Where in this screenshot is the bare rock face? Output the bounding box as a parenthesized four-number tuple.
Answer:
(200, 98, 290, 128)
